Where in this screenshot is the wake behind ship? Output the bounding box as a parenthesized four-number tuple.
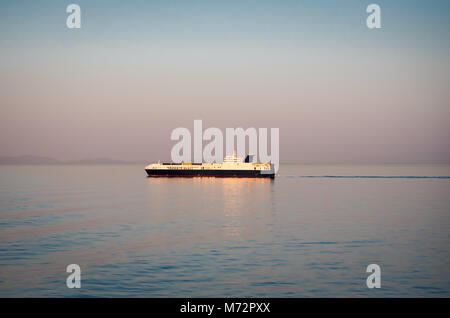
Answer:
(145, 152, 275, 178)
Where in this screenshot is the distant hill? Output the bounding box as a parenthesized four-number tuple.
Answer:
(67, 158, 132, 164)
(0, 155, 62, 164)
(0, 155, 135, 165)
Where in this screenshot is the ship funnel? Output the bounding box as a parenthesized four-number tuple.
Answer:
(244, 154, 255, 163)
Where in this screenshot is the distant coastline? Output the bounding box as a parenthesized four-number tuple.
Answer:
(1, 155, 448, 166)
(0, 155, 137, 165)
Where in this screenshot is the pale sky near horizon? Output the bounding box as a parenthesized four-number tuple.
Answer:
(1, 0, 449, 163)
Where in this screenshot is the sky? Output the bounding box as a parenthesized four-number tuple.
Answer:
(0, 0, 449, 163)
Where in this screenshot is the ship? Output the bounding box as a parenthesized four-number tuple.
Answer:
(145, 151, 275, 178)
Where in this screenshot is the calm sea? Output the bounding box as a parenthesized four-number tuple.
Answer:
(0, 164, 449, 297)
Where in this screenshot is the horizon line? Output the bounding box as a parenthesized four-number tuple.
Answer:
(0, 155, 449, 166)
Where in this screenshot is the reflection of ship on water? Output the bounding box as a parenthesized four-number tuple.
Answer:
(145, 151, 275, 178)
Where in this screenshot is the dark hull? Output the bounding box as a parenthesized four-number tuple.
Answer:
(146, 169, 274, 178)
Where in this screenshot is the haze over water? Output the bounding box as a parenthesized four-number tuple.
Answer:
(0, 164, 449, 297)
(1, 1, 450, 164)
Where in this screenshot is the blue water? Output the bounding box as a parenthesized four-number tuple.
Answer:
(0, 164, 449, 297)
